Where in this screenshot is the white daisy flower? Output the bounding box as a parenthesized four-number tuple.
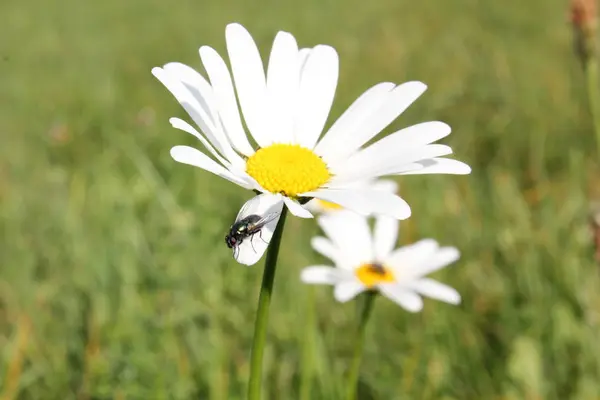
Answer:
(305, 179, 398, 214)
(300, 211, 461, 312)
(152, 22, 470, 264)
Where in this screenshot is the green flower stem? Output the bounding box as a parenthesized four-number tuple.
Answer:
(299, 287, 316, 400)
(247, 206, 288, 400)
(346, 291, 376, 400)
(584, 56, 600, 159)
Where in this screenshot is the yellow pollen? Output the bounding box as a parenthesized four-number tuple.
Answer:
(355, 263, 395, 288)
(246, 144, 331, 197)
(317, 199, 343, 210)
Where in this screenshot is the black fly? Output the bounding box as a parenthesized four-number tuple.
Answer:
(225, 212, 280, 258)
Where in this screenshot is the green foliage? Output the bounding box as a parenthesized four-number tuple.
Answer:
(1, 0, 600, 398)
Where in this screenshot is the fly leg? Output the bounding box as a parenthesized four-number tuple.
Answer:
(249, 234, 258, 254)
(258, 229, 269, 245)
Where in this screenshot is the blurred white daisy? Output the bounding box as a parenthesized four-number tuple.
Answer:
(300, 211, 461, 312)
(152, 22, 470, 264)
(305, 179, 398, 214)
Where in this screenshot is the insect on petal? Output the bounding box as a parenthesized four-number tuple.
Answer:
(229, 193, 284, 266)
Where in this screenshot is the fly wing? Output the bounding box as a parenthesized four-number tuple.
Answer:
(250, 212, 281, 230)
(235, 194, 284, 222)
(235, 197, 255, 222)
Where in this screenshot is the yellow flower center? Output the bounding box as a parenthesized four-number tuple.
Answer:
(317, 199, 343, 210)
(246, 144, 331, 197)
(355, 263, 395, 288)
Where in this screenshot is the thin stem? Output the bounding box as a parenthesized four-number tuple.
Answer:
(299, 287, 316, 400)
(584, 56, 600, 159)
(247, 207, 288, 400)
(345, 291, 376, 400)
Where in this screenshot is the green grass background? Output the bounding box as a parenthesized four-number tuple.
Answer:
(2, 0, 600, 398)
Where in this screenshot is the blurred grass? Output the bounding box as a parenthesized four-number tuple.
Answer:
(1, 0, 600, 398)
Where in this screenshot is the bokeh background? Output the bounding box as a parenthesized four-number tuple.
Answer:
(2, 0, 600, 398)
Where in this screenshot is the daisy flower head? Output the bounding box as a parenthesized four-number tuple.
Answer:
(305, 179, 398, 215)
(301, 211, 461, 312)
(152, 22, 470, 264)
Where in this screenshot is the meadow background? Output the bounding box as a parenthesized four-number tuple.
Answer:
(2, 0, 600, 398)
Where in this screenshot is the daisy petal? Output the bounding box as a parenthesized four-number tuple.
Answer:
(232, 193, 284, 266)
(169, 117, 229, 167)
(330, 144, 453, 184)
(311, 236, 338, 263)
(267, 31, 299, 144)
(295, 45, 339, 149)
(330, 122, 451, 172)
(300, 266, 346, 285)
(314, 82, 395, 162)
(311, 236, 354, 270)
(298, 48, 312, 73)
(155, 66, 243, 168)
(364, 121, 452, 160)
(396, 158, 472, 175)
(305, 189, 411, 220)
(283, 197, 314, 218)
(373, 215, 398, 261)
(163, 62, 218, 124)
(317, 82, 426, 163)
(317, 211, 373, 265)
(379, 285, 423, 312)
(370, 179, 398, 194)
(225, 23, 271, 148)
(347, 81, 427, 150)
(385, 239, 440, 272)
(334, 281, 366, 303)
(152, 67, 227, 157)
(170, 146, 252, 188)
(304, 198, 325, 214)
(413, 247, 460, 277)
(199, 45, 255, 156)
(383, 121, 452, 148)
(408, 278, 461, 305)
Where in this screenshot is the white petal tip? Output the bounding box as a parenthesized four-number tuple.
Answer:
(226, 22, 248, 35)
(233, 243, 269, 266)
(314, 44, 337, 53)
(398, 211, 412, 220)
(284, 197, 314, 218)
(394, 200, 411, 220)
(299, 270, 310, 283)
(198, 45, 214, 57)
(449, 163, 472, 175)
(275, 30, 295, 40)
(236, 258, 256, 267)
(441, 247, 461, 264)
(163, 62, 178, 69)
(407, 81, 427, 91)
(169, 146, 184, 161)
(439, 289, 462, 305)
(433, 121, 451, 132)
(387, 208, 411, 220)
(300, 268, 335, 284)
(395, 81, 427, 96)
